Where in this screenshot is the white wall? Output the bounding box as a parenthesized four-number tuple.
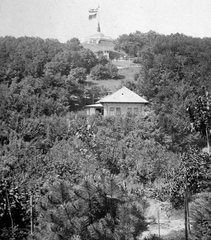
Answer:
(103, 103, 146, 117)
(86, 108, 96, 116)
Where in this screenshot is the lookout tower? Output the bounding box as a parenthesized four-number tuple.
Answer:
(82, 7, 115, 59)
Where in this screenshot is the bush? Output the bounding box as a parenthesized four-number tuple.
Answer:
(90, 64, 108, 80)
(90, 63, 118, 80)
(109, 51, 121, 60)
(162, 230, 185, 240)
(105, 62, 118, 79)
(97, 55, 109, 65)
(143, 234, 162, 240)
(133, 57, 142, 63)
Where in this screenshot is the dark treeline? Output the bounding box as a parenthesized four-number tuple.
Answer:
(116, 31, 211, 151)
(0, 33, 211, 239)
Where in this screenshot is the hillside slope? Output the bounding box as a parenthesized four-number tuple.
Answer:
(86, 63, 140, 92)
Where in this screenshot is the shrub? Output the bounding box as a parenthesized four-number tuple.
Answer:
(162, 230, 185, 240)
(97, 55, 109, 65)
(143, 230, 185, 240)
(90, 64, 108, 80)
(90, 63, 118, 80)
(105, 62, 118, 79)
(109, 51, 121, 60)
(143, 234, 163, 240)
(133, 57, 142, 63)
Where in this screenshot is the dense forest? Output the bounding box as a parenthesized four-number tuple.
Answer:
(0, 32, 211, 240)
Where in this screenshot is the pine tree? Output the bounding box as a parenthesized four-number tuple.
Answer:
(190, 192, 211, 240)
(33, 170, 147, 240)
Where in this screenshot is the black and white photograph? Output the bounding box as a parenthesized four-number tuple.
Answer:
(0, 0, 211, 239)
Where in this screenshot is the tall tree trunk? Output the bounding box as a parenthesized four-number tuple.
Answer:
(6, 190, 14, 237)
(206, 127, 210, 155)
(30, 195, 34, 235)
(184, 169, 189, 240)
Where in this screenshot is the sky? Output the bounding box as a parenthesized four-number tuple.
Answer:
(0, 0, 211, 43)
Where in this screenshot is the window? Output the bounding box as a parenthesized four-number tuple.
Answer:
(134, 107, 139, 116)
(116, 107, 121, 116)
(110, 107, 115, 116)
(127, 108, 132, 114)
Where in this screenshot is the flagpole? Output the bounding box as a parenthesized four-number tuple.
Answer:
(97, 5, 100, 32)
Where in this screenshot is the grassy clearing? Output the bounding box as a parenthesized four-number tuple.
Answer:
(118, 67, 140, 81)
(86, 66, 141, 92)
(112, 59, 140, 68)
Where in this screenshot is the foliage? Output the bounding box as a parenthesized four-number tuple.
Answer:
(97, 55, 109, 65)
(147, 178, 173, 202)
(162, 230, 185, 240)
(105, 62, 118, 79)
(143, 235, 162, 240)
(116, 32, 211, 152)
(190, 192, 211, 240)
(2, 32, 211, 239)
(186, 88, 211, 147)
(65, 38, 82, 51)
(108, 51, 121, 60)
(34, 171, 147, 240)
(170, 148, 211, 209)
(90, 63, 118, 80)
(0, 36, 63, 83)
(115, 31, 146, 57)
(143, 230, 185, 240)
(0, 179, 30, 239)
(84, 85, 110, 105)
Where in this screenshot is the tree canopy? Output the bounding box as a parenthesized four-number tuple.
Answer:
(1, 32, 211, 239)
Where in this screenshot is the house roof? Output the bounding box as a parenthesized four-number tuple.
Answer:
(85, 103, 103, 108)
(98, 87, 148, 103)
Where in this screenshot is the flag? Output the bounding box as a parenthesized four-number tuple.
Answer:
(88, 8, 98, 20)
(89, 13, 97, 20)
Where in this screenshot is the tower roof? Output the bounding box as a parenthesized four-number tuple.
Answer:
(85, 32, 113, 41)
(82, 27, 115, 53)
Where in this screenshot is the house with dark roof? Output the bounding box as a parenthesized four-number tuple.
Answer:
(86, 86, 148, 117)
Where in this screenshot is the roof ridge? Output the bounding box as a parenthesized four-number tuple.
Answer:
(99, 86, 148, 103)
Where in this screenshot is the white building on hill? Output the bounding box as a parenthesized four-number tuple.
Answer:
(86, 86, 148, 117)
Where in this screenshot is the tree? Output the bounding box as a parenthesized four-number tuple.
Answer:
(78, 49, 97, 73)
(0, 178, 30, 239)
(105, 62, 118, 79)
(170, 148, 211, 209)
(90, 64, 108, 80)
(65, 38, 82, 51)
(187, 88, 211, 153)
(115, 32, 145, 57)
(97, 55, 109, 65)
(34, 170, 147, 240)
(0, 36, 63, 83)
(68, 67, 87, 84)
(90, 63, 118, 80)
(190, 192, 211, 240)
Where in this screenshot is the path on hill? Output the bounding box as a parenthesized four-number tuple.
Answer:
(139, 199, 185, 239)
